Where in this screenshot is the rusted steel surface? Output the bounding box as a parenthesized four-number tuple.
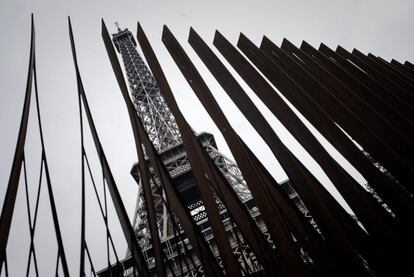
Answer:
(0, 15, 70, 276)
(313, 46, 413, 146)
(281, 40, 414, 182)
(300, 42, 414, 141)
(70, 16, 87, 277)
(365, 53, 414, 88)
(0, 16, 35, 270)
(136, 22, 225, 277)
(391, 59, 414, 77)
(261, 39, 411, 194)
(213, 31, 375, 276)
(69, 19, 151, 277)
(240, 36, 414, 274)
(237, 34, 403, 251)
(162, 25, 243, 277)
(336, 46, 414, 105)
(188, 29, 328, 276)
(187, 28, 306, 277)
(320, 44, 414, 120)
(102, 19, 167, 277)
(298, 41, 414, 228)
(405, 61, 414, 70)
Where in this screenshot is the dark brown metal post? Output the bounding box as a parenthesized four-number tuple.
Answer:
(69, 19, 150, 277)
(237, 32, 401, 240)
(319, 44, 414, 121)
(188, 28, 337, 276)
(317, 44, 414, 187)
(0, 16, 35, 270)
(281, 40, 414, 178)
(186, 28, 311, 276)
(391, 59, 414, 77)
(100, 19, 167, 277)
(213, 31, 372, 276)
(299, 42, 414, 142)
(351, 49, 414, 95)
(297, 41, 414, 224)
(162, 25, 243, 277)
(366, 53, 414, 87)
(336, 46, 414, 107)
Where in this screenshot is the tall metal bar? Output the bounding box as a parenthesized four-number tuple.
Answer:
(188, 28, 328, 276)
(162, 25, 243, 277)
(69, 18, 150, 277)
(364, 52, 414, 88)
(316, 44, 414, 187)
(281, 40, 414, 178)
(0, 15, 70, 276)
(319, 44, 414, 121)
(213, 31, 372, 276)
(0, 16, 36, 270)
(296, 41, 414, 224)
(103, 19, 168, 277)
(300, 42, 414, 142)
(336, 46, 414, 106)
(186, 28, 307, 276)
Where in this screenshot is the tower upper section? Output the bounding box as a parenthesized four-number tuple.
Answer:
(112, 27, 182, 152)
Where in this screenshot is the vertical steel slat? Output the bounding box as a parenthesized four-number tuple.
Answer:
(300, 42, 414, 142)
(101, 19, 168, 277)
(391, 59, 414, 78)
(230, 34, 394, 276)
(74, 19, 86, 277)
(69, 19, 150, 277)
(298, 41, 414, 223)
(133, 123, 167, 277)
(352, 49, 414, 93)
(188, 28, 358, 275)
(213, 31, 372, 277)
(136, 22, 227, 277)
(281, 40, 414, 191)
(236, 35, 403, 252)
(318, 42, 414, 168)
(187, 28, 309, 277)
(319, 44, 414, 120)
(368, 54, 414, 86)
(0, 15, 35, 271)
(1, 15, 70, 276)
(162, 25, 243, 277)
(384, 57, 414, 81)
(99, 20, 167, 277)
(282, 40, 414, 171)
(313, 47, 414, 147)
(336, 46, 414, 107)
(262, 36, 412, 216)
(261, 35, 414, 234)
(259, 38, 414, 275)
(188, 25, 323, 254)
(405, 61, 414, 71)
(138, 116, 225, 277)
(276, 39, 412, 226)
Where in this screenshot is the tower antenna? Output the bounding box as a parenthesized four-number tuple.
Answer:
(115, 21, 121, 32)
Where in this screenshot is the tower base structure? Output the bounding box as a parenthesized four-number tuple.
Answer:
(97, 133, 306, 277)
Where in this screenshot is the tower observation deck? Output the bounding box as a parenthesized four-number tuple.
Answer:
(98, 26, 306, 277)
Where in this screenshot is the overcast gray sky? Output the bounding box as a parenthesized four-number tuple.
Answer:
(1, 0, 413, 275)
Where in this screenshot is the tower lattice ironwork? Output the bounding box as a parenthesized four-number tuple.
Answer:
(113, 25, 182, 151)
(112, 26, 254, 263)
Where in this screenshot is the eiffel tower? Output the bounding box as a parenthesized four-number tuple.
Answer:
(97, 25, 304, 277)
